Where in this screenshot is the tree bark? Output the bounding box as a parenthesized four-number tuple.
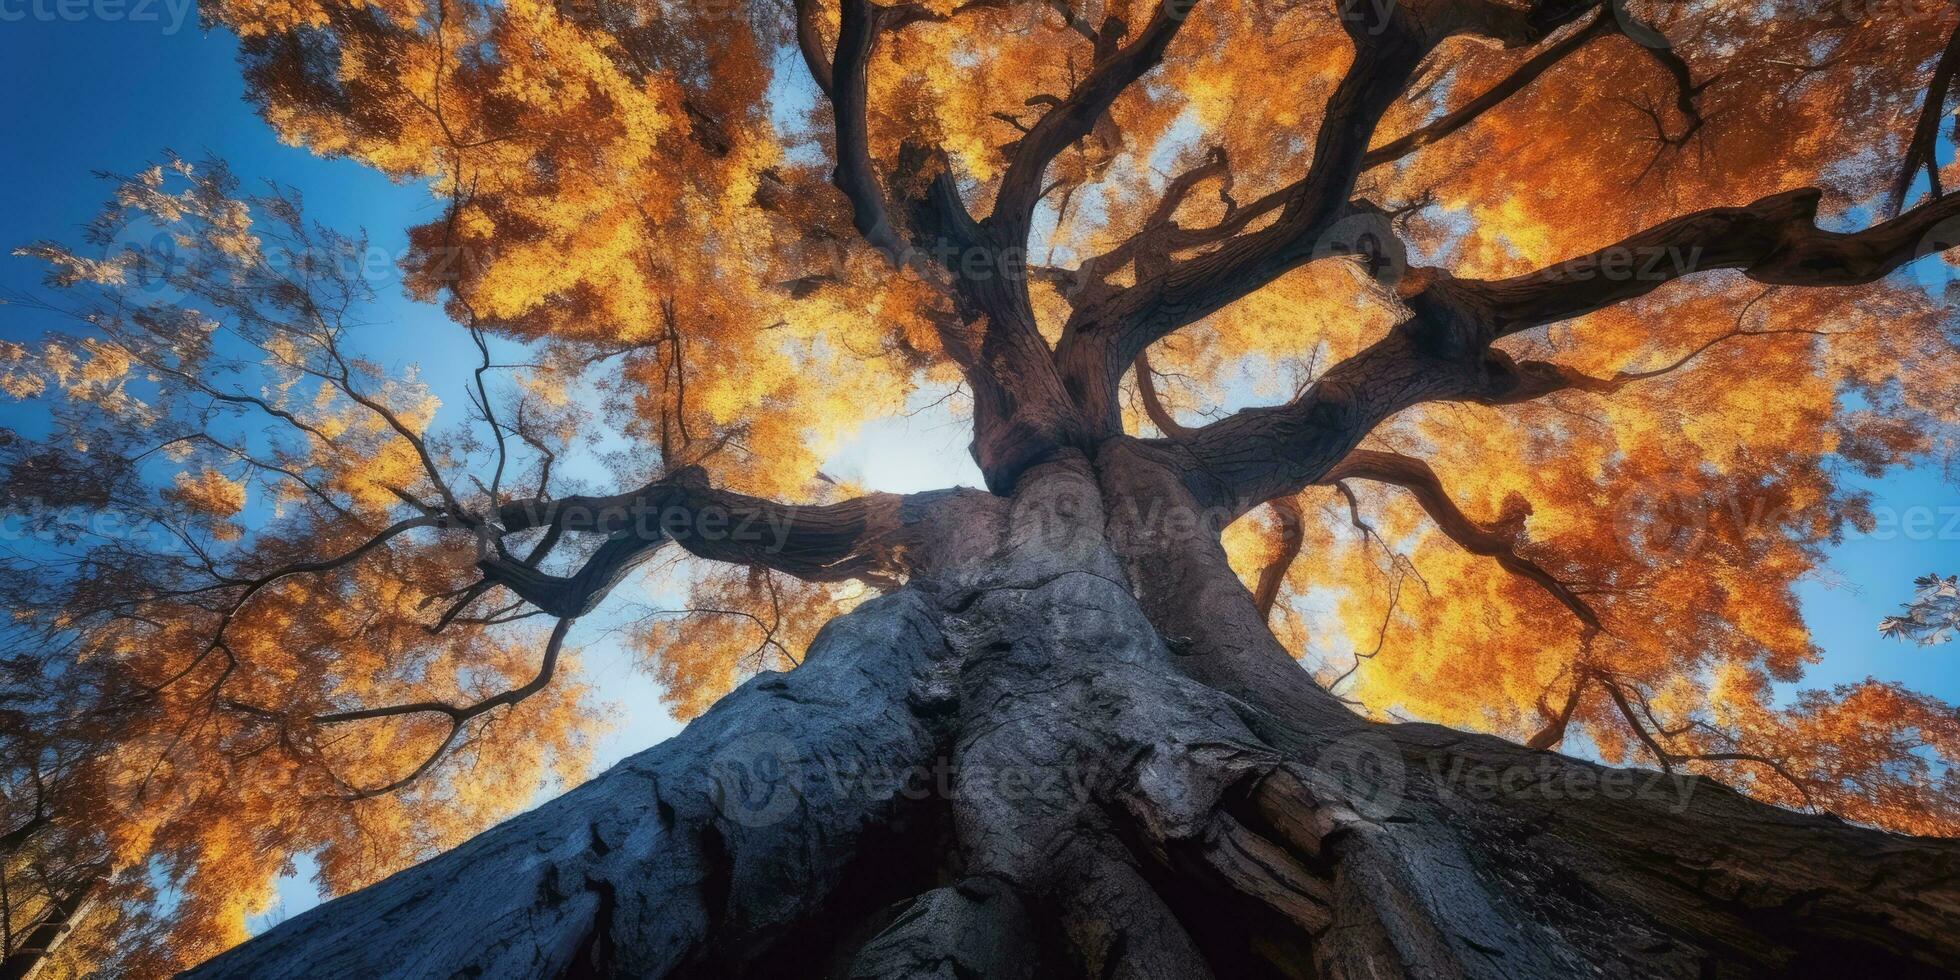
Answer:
(186, 458, 1960, 979)
(1, 868, 103, 980)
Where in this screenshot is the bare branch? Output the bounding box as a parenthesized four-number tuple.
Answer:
(1159, 181, 1960, 517)
(1050, 10, 1437, 417)
(1526, 668, 1588, 750)
(1327, 569, 1401, 699)
(1891, 24, 1960, 215)
(315, 616, 575, 800)
(1596, 673, 1817, 808)
(1478, 325, 1832, 406)
(147, 515, 447, 694)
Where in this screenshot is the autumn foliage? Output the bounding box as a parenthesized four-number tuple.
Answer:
(3, 0, 1960, 972)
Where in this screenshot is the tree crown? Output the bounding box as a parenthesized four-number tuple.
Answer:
(5, 0, 1960, 970)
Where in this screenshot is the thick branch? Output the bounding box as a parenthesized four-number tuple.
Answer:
(1437, 187, 1960, 339)
(1362, 13, 1613, 167)
(1054, 6, 1646, 315)
(816, 0, 925, 262)
(1051, 14, 1433, 420)
(1052, 1, 1722, 428)
(1058, 4, 1594, 309)
(486, 469, 959, 617)
(1164, 182, 1960, 516)
(1251, 497, 1304, 621)
(796, 0, 989, 282)
(794, 0, 836, 96)
(989, 0, 1194, 248)
(800, 0, 1093, 489)
(1165, 323, 1484, 516)
(1322, 450, 1600, 630)
(1066, 150, 1236, 305)
(1132, 351, 1196, 440)
(1141, 346, 1595, 631)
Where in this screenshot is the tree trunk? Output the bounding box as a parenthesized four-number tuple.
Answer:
(1, 868, 102, 980)
(186, 452, 1960, 979)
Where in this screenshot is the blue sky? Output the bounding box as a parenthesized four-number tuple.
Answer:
(2, 8, 1956, 927)
(0, 12, 988, 923)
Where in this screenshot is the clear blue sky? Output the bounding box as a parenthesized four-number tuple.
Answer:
(2, 9, 1955, 926)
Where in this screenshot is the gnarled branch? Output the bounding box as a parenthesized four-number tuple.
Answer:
(1436, 187, 1960, 340)
(1322, 450, 1601, 631)
(485, 468, 970, 617)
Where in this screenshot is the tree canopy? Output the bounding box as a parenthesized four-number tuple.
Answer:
(5, 0, 1960, 972)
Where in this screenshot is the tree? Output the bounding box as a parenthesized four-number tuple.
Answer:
(1881, 573, 1960, 644)
(4, 0, 1960, 974)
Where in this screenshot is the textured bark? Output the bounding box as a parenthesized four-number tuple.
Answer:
(187, 460, 1960, 979)
(190, 585, 961, 978)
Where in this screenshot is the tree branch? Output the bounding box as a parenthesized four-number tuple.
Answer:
(799, 0, 1092, 489)
(1435, 187, 1960, 340)
(485, 469, 963, 617)
(1361, 13, 1614, 168)
(1051, 10, 1435, 420)
(1132, 351, 1197, 440)
(1159, 182, 1960, 517)
(313, 616, 575, 800)
(989, 0, 1195, 249)
(1526, 668, 1588, 750)
(1047, 0, 1726, 438)
(1891, 23, 1960, 215)
(146, 515, 447, 694)
(1056, 11, 1611, 311)
(1596, 673, 1817, 808)
(1251, 497, 1304, 622)
(1322, 450, 1601, 631)
(1475, 325, 1830, 406)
